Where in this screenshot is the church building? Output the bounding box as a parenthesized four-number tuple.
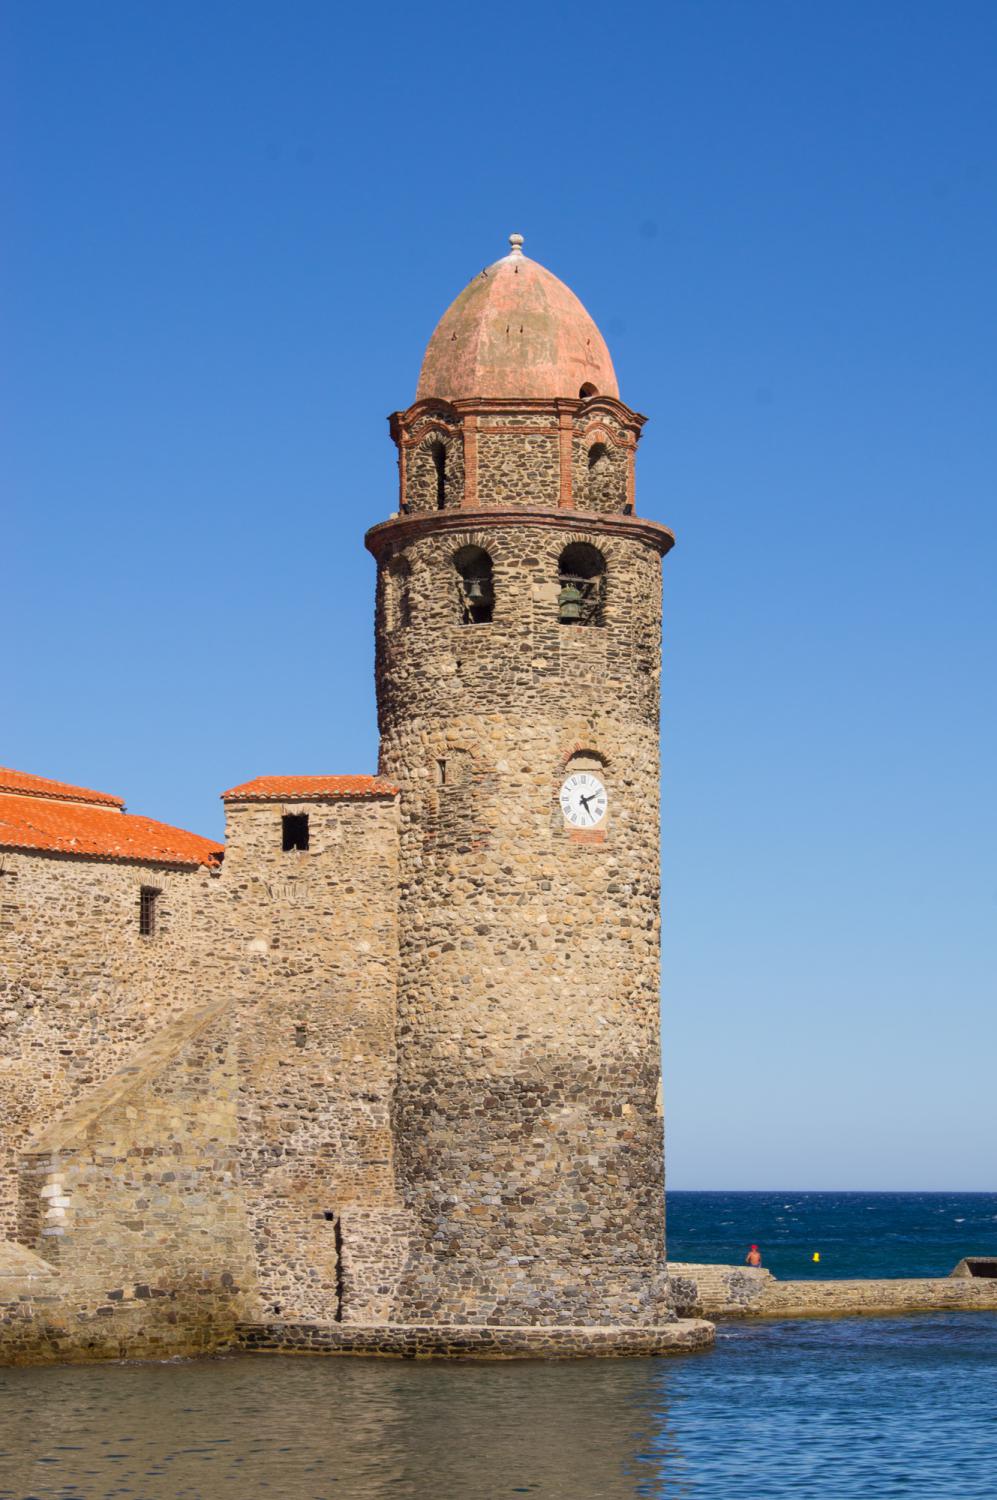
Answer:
(0, 238, 711, 1361)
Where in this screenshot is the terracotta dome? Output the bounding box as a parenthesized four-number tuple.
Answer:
(417, 235, 618, 402)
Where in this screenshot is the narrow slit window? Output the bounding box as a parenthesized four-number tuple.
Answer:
(333, 1216, 345, 1322)
(436, 758, 447, 786)
(431, 440, 447, 509)
(282, 813, 310, 851)
(139, 885, 160, 937)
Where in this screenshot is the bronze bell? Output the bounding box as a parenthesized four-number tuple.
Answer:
(558, 581, 584, 623)
(464, 577, 489, 605)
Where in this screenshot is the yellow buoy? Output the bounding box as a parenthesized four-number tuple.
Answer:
(812, 1251, 821, 1263)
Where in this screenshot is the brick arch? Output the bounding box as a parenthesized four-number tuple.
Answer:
(411, 425, 454, 451)
(400, 396, 461, 427)
(580, 422, 623, 451)
(541, 530, 622, 570)
(558, 742, 611, 772)
(574, 392, 644, 433)
(429, 737, 487, 773)
(439, 527, 505, 561)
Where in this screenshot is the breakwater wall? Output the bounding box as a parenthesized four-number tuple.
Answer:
(669, 1262, 997, 1319)
(238, 1319, 715, 1359)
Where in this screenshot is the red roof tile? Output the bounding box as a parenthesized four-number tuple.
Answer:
(0, 766, 124, 807)
(0, 793, 223, 868)
(222, 774, 399, 802)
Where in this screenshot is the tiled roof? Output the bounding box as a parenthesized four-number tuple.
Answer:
(222, 775, 399, 802)
(0, 793, 223, 868)
(0, 766, 124, 807)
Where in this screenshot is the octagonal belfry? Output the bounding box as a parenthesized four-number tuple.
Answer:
(366, 235, 679, 1331)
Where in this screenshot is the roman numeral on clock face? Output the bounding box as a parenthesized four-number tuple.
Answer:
(559, 773, 608, 828)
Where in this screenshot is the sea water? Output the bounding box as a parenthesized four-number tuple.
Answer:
(0, 1193, 994, 1500)
(667, 1188, 997, 1279)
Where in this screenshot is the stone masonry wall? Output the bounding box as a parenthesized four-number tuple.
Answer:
(405, 426, 465, 514)
(667, 1263, 774, 1317)
(668, 1263, 997, 1320)
(3, 998, 258, 1364)
(392, 398, 643, 516)
(374, 522, 662, 736)
(370, 513, 671, 1326)
(0, 786, 405, 1349)
(476, 425, 561, 507)
(217, 794, 404, 1321)
(0, 850, 216, 1238)
(571, 408, 633, 515)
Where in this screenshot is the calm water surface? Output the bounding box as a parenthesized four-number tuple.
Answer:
(2, 1194, 995, 1499)
(1, 1314, 995, 1499)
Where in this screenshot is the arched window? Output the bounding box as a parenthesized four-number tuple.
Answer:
(579, 383, 598, 399)
(453, 545, 494, 624)
(586, 441, 617, 510)
(558, 542, 605, 626)
(431, 440, 447, 509)
(405, 431, 454, 513)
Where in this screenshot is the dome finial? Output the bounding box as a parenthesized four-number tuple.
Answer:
(508, 232, 524, 256)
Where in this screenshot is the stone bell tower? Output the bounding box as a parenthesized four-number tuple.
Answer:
(366, 235, 675, 1330)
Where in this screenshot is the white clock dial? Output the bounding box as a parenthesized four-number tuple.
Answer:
(559, 772, 608, 828)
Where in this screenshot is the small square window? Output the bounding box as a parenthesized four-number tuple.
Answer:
(139, 886, 160, 937)
(282, 813, 309, 851)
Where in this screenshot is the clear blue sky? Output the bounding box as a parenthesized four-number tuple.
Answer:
(4, 1, 995, 1190)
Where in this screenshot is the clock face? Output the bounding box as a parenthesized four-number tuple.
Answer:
(559, 771, 608, 828)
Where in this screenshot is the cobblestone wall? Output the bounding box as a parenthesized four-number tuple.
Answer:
(203, 793, 403, 1321)
(373, 519, 664, 736)
(476, 427, 561, 507)
(369, 508, 673, 1326)
(0, 851, 217, 1237)
(3, 998, 257, 1363)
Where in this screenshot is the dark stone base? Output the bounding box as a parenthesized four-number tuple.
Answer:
(236, 1318, 715, 1359)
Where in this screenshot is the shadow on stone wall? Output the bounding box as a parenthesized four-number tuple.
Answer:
(1, 997, 260, 1364)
